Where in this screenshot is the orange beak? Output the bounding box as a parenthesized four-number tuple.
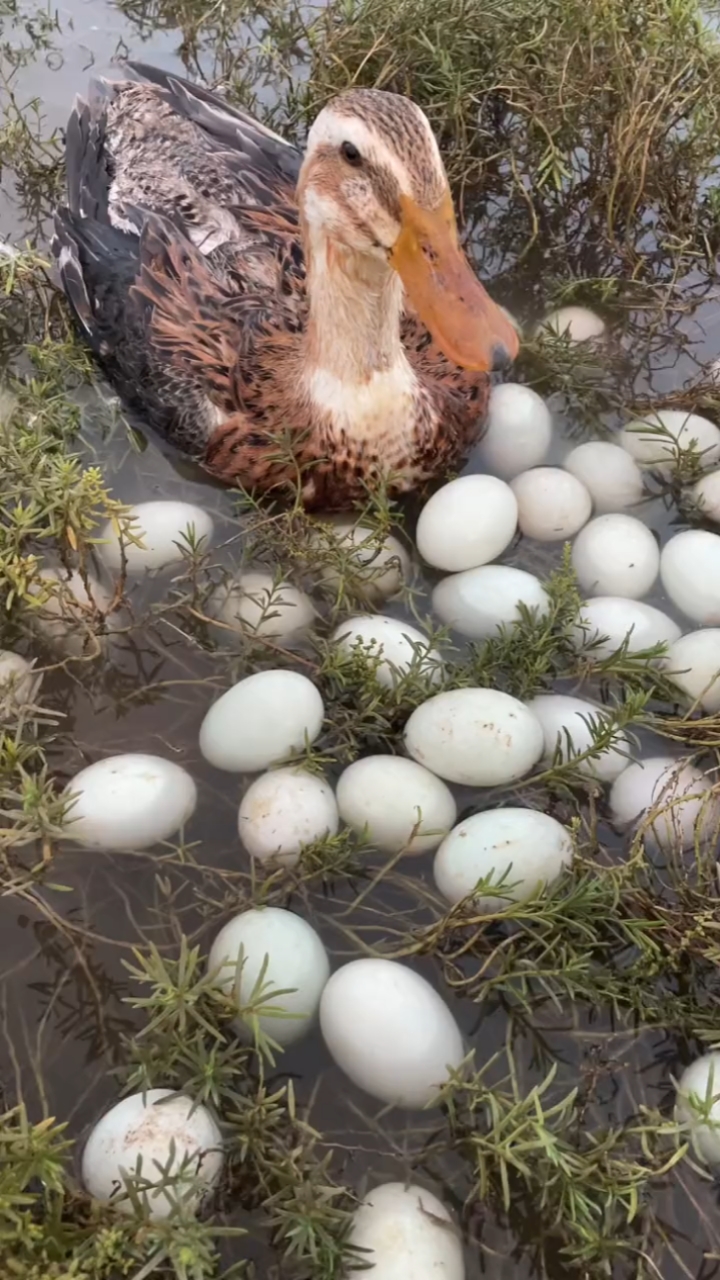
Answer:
(389, 191, 519, 372)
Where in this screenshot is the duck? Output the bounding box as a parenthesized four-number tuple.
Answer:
(53, 62, 518, 510)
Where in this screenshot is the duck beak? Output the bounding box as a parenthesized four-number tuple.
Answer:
(389, 191, 519, 372)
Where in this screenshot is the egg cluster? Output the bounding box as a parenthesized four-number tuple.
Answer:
(9, 314, 720, 1273)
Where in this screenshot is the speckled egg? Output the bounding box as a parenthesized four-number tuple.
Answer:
(434, 807, 573, 911)
(571, 514, 659, 599)
(81, 1088, 223, 1219)
(238, 767, 338, 864)
(404, 688, 544, 786)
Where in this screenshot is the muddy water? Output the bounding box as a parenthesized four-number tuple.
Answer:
(3, 3, 720, 1277)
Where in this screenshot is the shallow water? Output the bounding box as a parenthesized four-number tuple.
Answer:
(3, 2, 720, 1277)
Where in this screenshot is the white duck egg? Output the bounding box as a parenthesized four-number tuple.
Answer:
(663, 630, 720, 712)
(478, 383, 553, 479)
(434, 808, 573, 910)
(563, 441, 645, 512)
(199, 670, 324, 772)
(99, 501, 214, 572)
(432, 565, 549, 640)
(210, 571, 315, 639)
(81, 1088, 223, 1219)
(538, 306, 606, 342)
(571, 514, 659, 599)
(572, 597, 680, 659)
(676, 1052, 720, 1165)
(416, 475, 518, 571)
(404, 688, 544, 786)
(319, 958, 464, 1108)
(618, 410, 720, 474)
(528, 693, 630, 781)
(511, 468, 592, 541)
(331, 615, 443, 689)
(208, 907, 329, 1046)
(0, 650, 41, 707)
(348, 1182, 464, 1280)
(29, 568, 113, 656)
(238, 767, 338, 864)
(609, 756, 719, 853)
(311, 519, 410, 602)
(693, 469, 720, 522)
(63, 753, 197, 851)
(336, 755, 457, 854)
(660, 529, 720, 624)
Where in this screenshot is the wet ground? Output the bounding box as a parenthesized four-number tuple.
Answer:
(3, 2, 720, 1276)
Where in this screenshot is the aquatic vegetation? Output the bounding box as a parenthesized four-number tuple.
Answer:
(3, 0, 720, 1278)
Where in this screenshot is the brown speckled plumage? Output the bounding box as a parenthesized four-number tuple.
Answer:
(52, 63, 505, 509)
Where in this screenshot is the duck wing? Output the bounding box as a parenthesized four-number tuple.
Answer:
(53, 68, 307, 458)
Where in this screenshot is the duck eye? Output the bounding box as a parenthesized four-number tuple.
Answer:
(340, 141, 362, 167)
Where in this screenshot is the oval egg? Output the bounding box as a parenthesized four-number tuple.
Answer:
(63, 753, 197, 851)
(571, 514, 659, 599)
(572, 597, 680, 659)
(528, 693, 629, 781)
(81, 1088, 223, 1219)
(511, 467, 592, 541)
(404, 688, 544, 786)
(199, 670, 324, 772)
(538, 305, 606, 342)
(609, 756, 719, 853)
(311, 520, 410, 602)
(210, 571, 315, 639)
(432, 564, 549, 640)
(319, 958, 464, 1108)
(563, 441, 644, 512)
(478, 383, 553, 479)
(663, 629, 720, 712)
(238, 767, 338, 864)
(660, 529, 720, 624)
(415, 475, 518, 572)
(348, 1182, 464, 1280)
(336, 755, 457, 854)
(676, 1052, 720, 1165)
(100, 501, 214, 572)
(0, 649, 40, 707)
(693, 468, 720, 522)
(29, 567, 114, 656)
(208, 906, 330, 1047)
(434, 808, 573, 911)
(619, 410, 720, 474)
(331, 615, 442, 689)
